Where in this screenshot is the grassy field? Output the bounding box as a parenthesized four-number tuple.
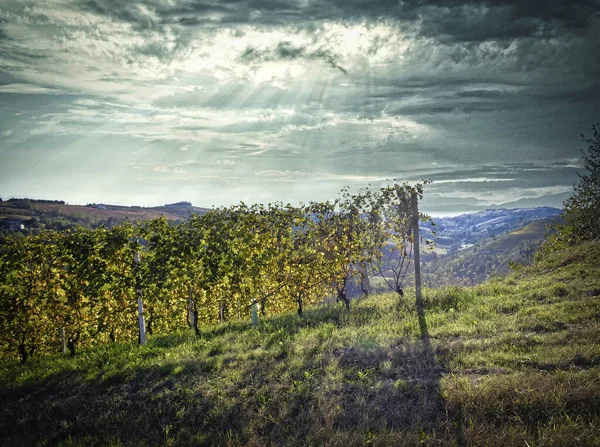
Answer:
(1, 241, 600, 446)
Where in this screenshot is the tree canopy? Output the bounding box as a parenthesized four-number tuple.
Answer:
(562, 123, 600, 242)
(538, 123, 600, 258)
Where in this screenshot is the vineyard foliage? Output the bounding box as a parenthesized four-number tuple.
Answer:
(0, 183, 430, 363)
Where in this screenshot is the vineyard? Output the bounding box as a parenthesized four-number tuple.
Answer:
(1, 240, 599, 446)
(0, 182, 432, 364)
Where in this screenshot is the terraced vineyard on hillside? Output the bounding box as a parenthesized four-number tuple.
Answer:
(1, 241, 599, 446)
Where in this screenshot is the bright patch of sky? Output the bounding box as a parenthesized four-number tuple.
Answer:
(0, 0, 598, 214)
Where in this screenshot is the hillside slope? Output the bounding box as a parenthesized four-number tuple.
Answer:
(422, 207, 561, 251)
(1, 241, 599, 446)
(422, 215, 563, 286)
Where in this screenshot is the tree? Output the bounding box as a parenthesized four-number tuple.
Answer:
(139, 217, 191, 336)
(0, 232, 65, 363)
(56, 227, 104, 356)
(374, 182, 433, 298)
(325, 188, 385, 309)
(562, 123, 600, 242)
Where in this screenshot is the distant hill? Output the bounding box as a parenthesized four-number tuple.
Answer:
(364, 207, 563, 293)
(422, 207, 562, 254)
(0, 198, 210, 240)
(421, 214, 563, 286)
(488, 191, 572, 209)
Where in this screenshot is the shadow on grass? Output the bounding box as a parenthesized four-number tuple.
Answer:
(145, 302, 367, 350)
(0, 300, 469, 447)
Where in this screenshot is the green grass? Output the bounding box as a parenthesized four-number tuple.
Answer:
(2, 241, 600, 446)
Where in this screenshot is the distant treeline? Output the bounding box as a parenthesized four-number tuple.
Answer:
(164, 201, 192, 207)
(0, 197, 66, 209)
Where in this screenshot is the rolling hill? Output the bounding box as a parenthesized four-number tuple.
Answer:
(422, 207, 562, 252)
(0, 198, 210, 237)
(420, 214, 564, 287)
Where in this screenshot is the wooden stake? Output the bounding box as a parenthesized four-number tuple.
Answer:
(411, 192, 428, 340)
(411, 192, 422, 309)
(135, 250, 146, 345)
(251, 301, 258, 327)
(60, 327, 66, 355)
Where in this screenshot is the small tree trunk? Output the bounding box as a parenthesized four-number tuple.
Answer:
(146, 314, 153, 336)
(193, 309, 200, 337)
(135, 249, 146, 346)
(337, 287, 350, 310)
(188, 290, 200, 337)
(67, 340, 76, 357)
(67, 332, 79, 357)
(360, 267, 371, 296)
(337, 277, 350, 310)
(137, 295, 146, 345)
(297, 293, 303, 317)
(411, 191, 428, 341)
(19, 343, 28, 364)
(412, 192, 423, 313)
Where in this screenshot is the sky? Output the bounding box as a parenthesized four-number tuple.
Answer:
(0, 0, 598, 216)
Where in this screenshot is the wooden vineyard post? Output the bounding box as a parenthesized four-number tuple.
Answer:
(60, 327, 66, 355)
(134, 249, 146, 346)
(251, 300, 259, 327)
(411, 192, 427, 339)
(188, 286, 197, 332)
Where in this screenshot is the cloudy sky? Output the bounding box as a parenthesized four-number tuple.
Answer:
(0, 0, 598, 215)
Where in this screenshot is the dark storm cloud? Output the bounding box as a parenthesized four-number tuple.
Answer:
(542, 83, 600, 106)
(415, 163, 582, 186)
(75, 0, 600, 40)
(76, 0, 300, 28)
(239, 41, 347, 74)
(405, 0, 599, 41)
(61, 0, 599, 91)
(0, 19, 9, 41)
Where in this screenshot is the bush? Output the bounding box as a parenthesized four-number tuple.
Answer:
(562, 123, 600, 242)
(538, 123, 600, 258)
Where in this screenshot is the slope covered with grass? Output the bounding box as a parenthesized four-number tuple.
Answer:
(422, 216, 563, 286)
(1, 241, 600, 446)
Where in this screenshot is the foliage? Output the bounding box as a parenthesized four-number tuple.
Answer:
(562, 123, 600, 242)
(374, 182, 433, 296)
(0, 182, 431, 362)
(538, 123, 600, 257)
